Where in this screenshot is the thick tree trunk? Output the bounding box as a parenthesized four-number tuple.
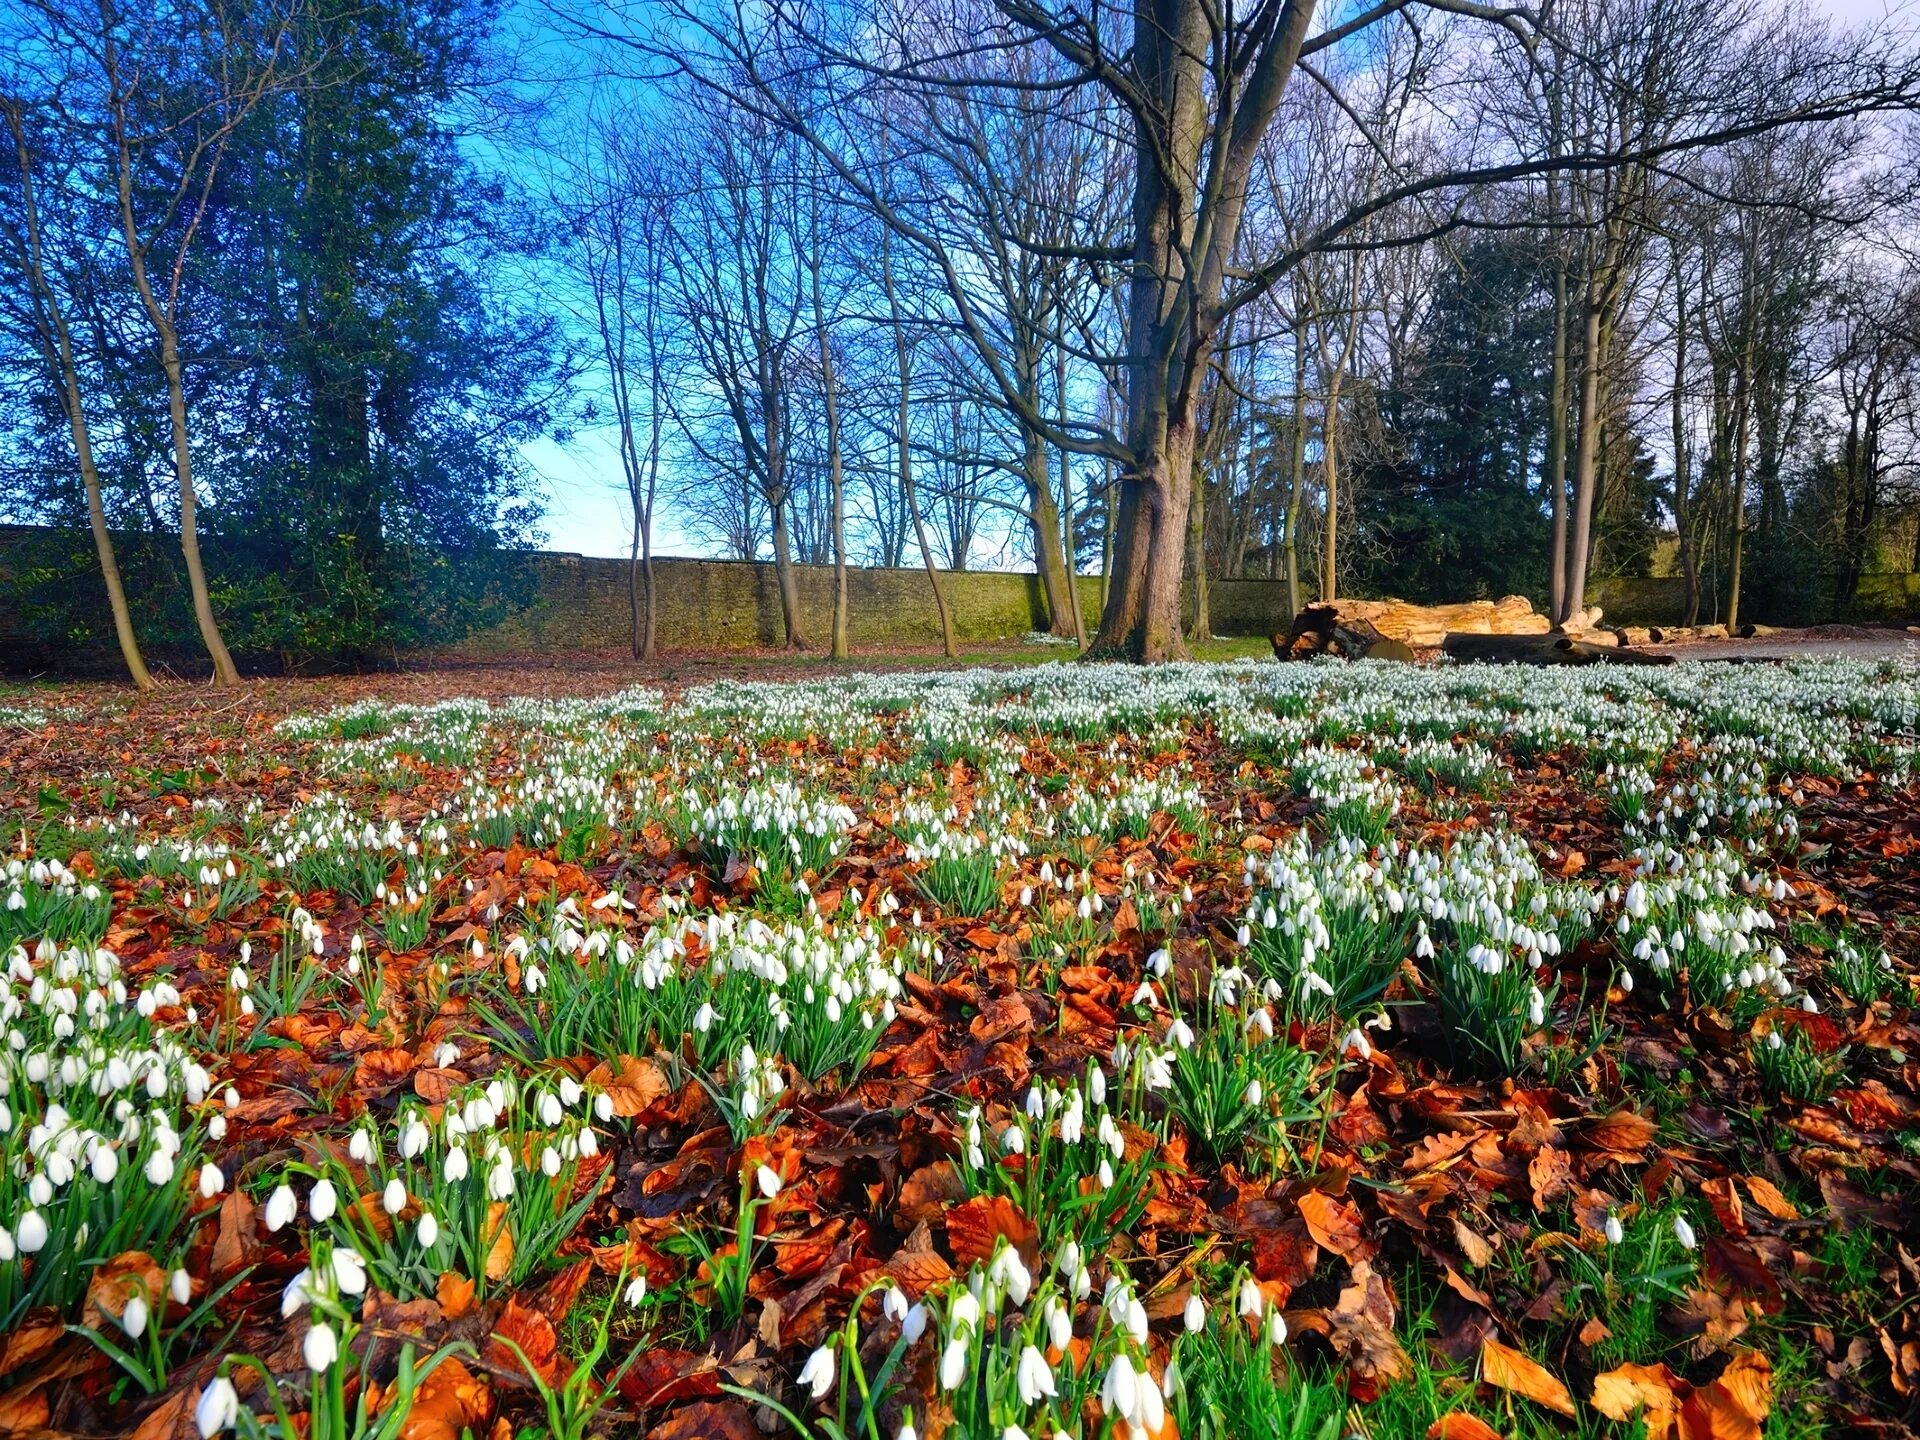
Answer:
(1725, 384, 1751, 635)
(161, 343, 240, 684)
(1055, 346, 1086, 649)
(1319, 390, 1341, 604)
(1547, 259, 1571, 622)
(1284, 322, 1308, 618)
(1670, 266, 1700, 633)
(1087, 419, 1196, 662)
(1023, 426, 1078, 639)
(1561, 297, 1606, 626)
(1186, 460, 1211, 642)
(769, 493, 807, 649)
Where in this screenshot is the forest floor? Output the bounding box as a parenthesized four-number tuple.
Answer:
(0, 652, 1916, 1440)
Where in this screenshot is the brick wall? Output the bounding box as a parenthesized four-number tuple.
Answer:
(0, 525, 1296, 673)
(441, 552, 1293, 655)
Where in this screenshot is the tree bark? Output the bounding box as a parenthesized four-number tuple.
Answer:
(4, 100, 153, 690)
(1670, 258, 1700, 630)
(1547, 255, 1571, 621)
(809, 232, 849, 659)
(1054, 344, 1086, 649)
(1561, 293, 1608, 626)
(880, 226, 955, 657)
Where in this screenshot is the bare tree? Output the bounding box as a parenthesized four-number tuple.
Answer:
(0, 94, 154, 688)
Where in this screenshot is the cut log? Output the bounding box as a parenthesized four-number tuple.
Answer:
(1274, 595, 1549, 657)
(1646, 623, 1729, 644)
(1441, 633, 1675, 667)
(1613, 626, 1653, 648)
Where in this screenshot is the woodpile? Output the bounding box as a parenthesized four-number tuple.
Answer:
(1277, 595, 1551, 652)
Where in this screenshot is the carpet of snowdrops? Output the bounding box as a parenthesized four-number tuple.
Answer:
(1, 656, 1917, 1440)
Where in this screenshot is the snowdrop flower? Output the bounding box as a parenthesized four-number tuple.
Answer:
(1100, 1353, 1139, 1420)
(625, 1275, 649, 1307)
(303, 1320, 339, 1373)
(382, 1178, 407, 1215)
(939, 1338, 968, 1390)
(897, 1423, 917, 1440)
(198, 1163, 225, 1198)
(1184, 1293, 1206, 1332)
(798, 1345, 836, 1400)
(902, 1302, 928, 1345)
(444, 1146, 470, 1182)
(1604, 1214, 1625, 1246)
(756, 1164, 782, 1199)
(883, 1285, 909, 1324)
(1673, 1215, 1697, 1250)
(121, 1292, 149, 1339)
(1016, 1345, 1056, 1404)
(171, 1269, 192, 1305)
(264, 1184, 297, 1233)
(417, 1211, 440, 1249)
(1003, 1125, 1025, 1156)
(195, 1376, 240, 1437)
(1266, 1308, 1288, 1346)
(1237, 1278, 1262, 1321)
(17, 1210, 47, 1254)
(331, 1247, 368, 1296)
(487, 1160, 515, 1200)
(310, 1180, 337, 1223)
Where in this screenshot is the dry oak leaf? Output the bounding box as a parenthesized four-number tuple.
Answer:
(1325, 1260, 1411, 1389)
(946, 1194, 1038, 1269)
(484, 1297, 558, 1386)
(126, 1386, 194, 1440)
(354, 1047, 417, 1094)
(1296, 1189, 1365, 1257)
(1681, 1350, 1773, 1440)
(0, 1384, 50, 1433)
(0, 1314, 63, 1376)
(436, 1271, 476, 1320)
(1480, 1337, 1576, 1417)
(1740, 1176, 1800, 1221)
(84, 1250, 165, 1333)
(1592, 1362, 1685, 1437)
(587, 1054, 670, 1119)
(1584, 1109, 1658, 1160)
(397, 1356, 493, 1440)
(897, 1161, 967, 1226)
(1428, 1415, 1505, 1440)
(648, 1399, 759, 1440)
(1593, 1350, 1773, 1440)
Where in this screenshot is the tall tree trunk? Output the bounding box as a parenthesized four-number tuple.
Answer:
(1547, 257, 1571, 621)
(1670, 262, 1700, 629)
(769, 491, 807, 649)
(1024, 425, 1078, 639)
(1054, 346, 1086, 649)
(810, 241, 849, 659)
(160, 339, 240, 683)
(1319, 388, 1340, 604)
(5, 102, 153, 690)
(1186, 460, 1211, 641)
(1725, 362, 1753, 634)
(1561, 293, 1607, 626)
(880, 227, 955, 657)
